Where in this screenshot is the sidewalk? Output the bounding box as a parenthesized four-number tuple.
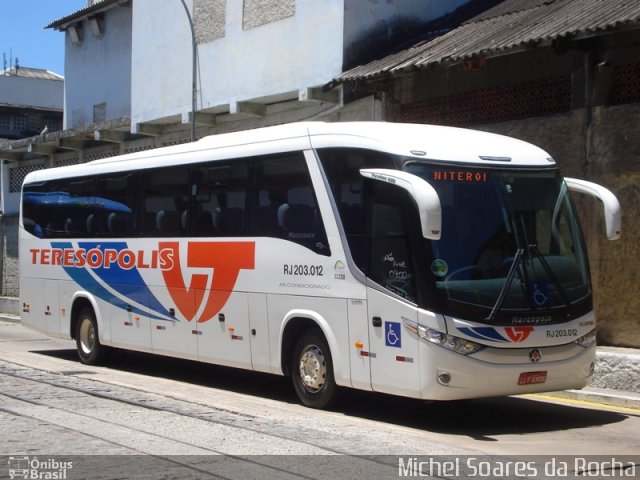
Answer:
(546, 346, 640, 411)
(1, 296, 638, 411)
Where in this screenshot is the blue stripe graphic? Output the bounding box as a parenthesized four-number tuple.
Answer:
(52, 241, 174, 321)
(458, 327, 508, 342)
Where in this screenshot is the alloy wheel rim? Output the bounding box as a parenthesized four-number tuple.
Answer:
(79, 319, 95, 355)
(299, 345, 326, 392)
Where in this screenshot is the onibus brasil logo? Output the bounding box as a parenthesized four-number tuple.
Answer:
(8, 456, 73, 479)
(30, 241, 255, 323)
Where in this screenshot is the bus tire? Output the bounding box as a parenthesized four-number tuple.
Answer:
(75, 306, 107, 365)
(291, 331, 337, 409)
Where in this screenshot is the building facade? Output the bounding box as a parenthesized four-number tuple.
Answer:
(0, 0, 471, 297)
(0, 66, 64, 296)
(333, 0, 640, 347)
(0, 67, 63, 141)
(54, 1, 133, 129)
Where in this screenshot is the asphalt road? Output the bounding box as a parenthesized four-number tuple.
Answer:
(1, 320, 638, 479)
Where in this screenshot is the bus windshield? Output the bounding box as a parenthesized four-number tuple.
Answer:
(404, 163, 592, 324)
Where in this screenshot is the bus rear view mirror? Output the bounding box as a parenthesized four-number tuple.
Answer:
(565, 177, 621, 240)
(360, 168, 442, 240)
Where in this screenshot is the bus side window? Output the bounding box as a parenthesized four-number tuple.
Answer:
(317, 148, 396, 268)
(366, 186, 417, 303)
(22, 188, 42, 237)
(253, 153, 329, 255)
(140, 167, 189, 237)
(96, 172, 137, 237)
(192, 161, 248, 237)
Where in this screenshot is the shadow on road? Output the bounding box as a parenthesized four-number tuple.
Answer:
(34, 347, 628, 440)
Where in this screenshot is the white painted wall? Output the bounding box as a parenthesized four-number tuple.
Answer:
(0, 75, 63, 110)
(131, 0, 345, 126)
(131, 0, 195, 125)
(63, 3, 132, 128)
(131, 0, 472, 128)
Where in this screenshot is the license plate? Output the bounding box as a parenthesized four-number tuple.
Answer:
(518, 371, 547, 385)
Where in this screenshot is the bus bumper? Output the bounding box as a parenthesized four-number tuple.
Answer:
(418, 341, 596, 401)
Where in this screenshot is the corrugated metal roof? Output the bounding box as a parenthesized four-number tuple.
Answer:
(46, 0, 127, 29)
(1, 67, 63, 81)
(335, 0, 640, 82)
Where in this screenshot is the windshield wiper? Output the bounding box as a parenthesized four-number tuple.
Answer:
(487, 244, 574, 321)
(486, 248, 524, 321)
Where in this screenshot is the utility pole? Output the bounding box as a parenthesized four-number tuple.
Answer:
(179, 0, 197, 142)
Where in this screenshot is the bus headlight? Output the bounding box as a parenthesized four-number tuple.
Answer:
(403, 318, 484, 355)
(575, 329, 596, 349)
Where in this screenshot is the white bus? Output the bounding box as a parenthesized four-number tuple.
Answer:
(19, 122, 621, 408)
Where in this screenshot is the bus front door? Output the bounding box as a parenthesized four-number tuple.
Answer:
(364, 191, 422, 398)
(366, 286, 421, 398)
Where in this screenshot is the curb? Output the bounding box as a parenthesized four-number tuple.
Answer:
(543, 387, 640, 412)
(0, 313, 20, 323)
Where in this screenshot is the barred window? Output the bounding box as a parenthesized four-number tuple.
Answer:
(610, 62, 640, 106)
(84, 151, 119, 162)
(10, 164, 46, 192)
(0, 114, 27, 132)
(54, 157, 80, 168)
(399, 76, 571, 127)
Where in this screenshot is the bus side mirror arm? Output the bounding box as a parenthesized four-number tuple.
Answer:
(360, 168, 442, 240)
(565, 177, 621, 240)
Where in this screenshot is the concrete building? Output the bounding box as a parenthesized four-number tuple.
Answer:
(0, 66, 63, 142)
(130, 0, 470, 135)
(49, 0, 132, 129)
(0, 0, 474, 297)
(0, 65, 64, 296)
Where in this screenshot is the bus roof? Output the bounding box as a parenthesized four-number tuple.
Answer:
(305, 122, 554, 166)
(23, 122, 555, 184)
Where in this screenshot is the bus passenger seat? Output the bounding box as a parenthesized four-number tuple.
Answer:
(283, 204, 313, 237)
(108, 212, 130, 235)
(216, 207, 244, 236)
(256, 205, 279, 236)
(193, 210, 216, 235)
(64, 217, 78, 236)
(155, 209, 182, 236)
(86, 213, 104, 236)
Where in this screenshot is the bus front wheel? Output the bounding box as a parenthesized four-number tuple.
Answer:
(291, 331, 337, 409)
(75, 307, 107, 365)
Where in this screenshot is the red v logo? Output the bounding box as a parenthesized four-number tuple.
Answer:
(160, 242, 207, 321)
(189, 242, 255, 323)
(505, 326, 534, 342)
(160, 241, 255, 322)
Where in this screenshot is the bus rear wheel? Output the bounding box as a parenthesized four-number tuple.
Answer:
(75, 306, 107, 365)
(291, 331, 337, 409)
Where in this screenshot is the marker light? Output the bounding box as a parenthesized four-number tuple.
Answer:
(575, 329, 596, 349)
(438, 372, 451, 385)
(403, 319, 484, 355)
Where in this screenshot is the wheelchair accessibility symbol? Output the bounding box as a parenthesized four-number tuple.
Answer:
(385, 321, 402, 348)
(531, 282, 550, 308)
